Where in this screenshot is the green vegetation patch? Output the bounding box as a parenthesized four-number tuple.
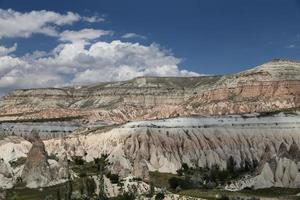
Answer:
(9, 157, 27, 168)
(178, 188, 300, 200)
(149, 171, 182, 188)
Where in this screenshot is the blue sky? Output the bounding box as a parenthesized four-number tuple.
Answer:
(0, 0, 299, 93)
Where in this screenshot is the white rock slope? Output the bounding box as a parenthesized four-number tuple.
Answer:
(46, 114, 300, 185)
(1, 113, 300, 189)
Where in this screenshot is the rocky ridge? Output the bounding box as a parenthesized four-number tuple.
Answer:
(0, 59, 299, 124)
(1, 113, 300, 190)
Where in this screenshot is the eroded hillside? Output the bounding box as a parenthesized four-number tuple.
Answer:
(1, 113, 300, 190)
(0, 59, 299, 124)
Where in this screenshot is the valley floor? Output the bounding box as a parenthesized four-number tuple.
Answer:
(4, 181, 300, 200)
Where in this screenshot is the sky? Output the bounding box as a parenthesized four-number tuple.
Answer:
(0, 0, 300, 94)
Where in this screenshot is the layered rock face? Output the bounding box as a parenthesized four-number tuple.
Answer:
(0, 132, 69, 189)
(0, 121, 82, 139)
(0, 59, 299, 124)
(1, 113, 300, 189)
(44, 113, 300, 187)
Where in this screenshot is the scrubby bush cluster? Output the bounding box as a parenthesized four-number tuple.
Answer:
(170, 156, 258, 191)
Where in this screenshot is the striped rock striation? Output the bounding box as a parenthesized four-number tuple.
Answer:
(0, 59, 299, 125)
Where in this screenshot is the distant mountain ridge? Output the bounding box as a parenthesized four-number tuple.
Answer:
(0, 59, 299, 123)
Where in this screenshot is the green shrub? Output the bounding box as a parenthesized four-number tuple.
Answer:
(79, 171, 88, 178)
(73, 156, 85, 165)
(48, 153, 59, 161)
(9, 157, 27, 168)
(107, 172, 119, 184)
(112, 192, 135, 200)
(155, 192, 165, 200)
(168, 177, 190, 189)
(216, 194, 230, 200)
(86, 178, 96, 197)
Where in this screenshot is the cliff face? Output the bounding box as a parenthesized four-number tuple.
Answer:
(0, 59, 299, 123)
(47, 114, 300, 190)
(21, 133, 53, 188)
(46, 114, 300, 182)
(186, 80, 300, 115)
(1, 113, 300, 189)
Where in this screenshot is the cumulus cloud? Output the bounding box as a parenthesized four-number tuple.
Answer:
(0, 43, 17, 56)
(59, 28, 113, 43)
(0, 9, 103, 39)
(286, 44, 297, 49)
(82, 16, 105, 23)
(0, 9, 199, 94)
(0, 39, 199, 92)
(122, 33, 147, 39)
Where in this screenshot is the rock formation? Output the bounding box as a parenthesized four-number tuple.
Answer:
(21, 130, 53, 188)
(253, 141, 300, 189)
(226, 141, 300, 190)
(0, 59, 300, 192)
(0, 59, 299, 125)
(0, 113, 300, 189)
(44, 114, 300, 187)
(0, 159, 13, 189)
(19, 130, 69, 188)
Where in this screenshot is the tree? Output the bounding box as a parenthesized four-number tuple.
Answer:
(252, 159, 259, 172)
(209, 164, 220, 182)
(146, 182, 155, 198)
(73, 156, 85, 165)
(65, 165, 73, 200)
(86, 177, 96, 197)
(56, 189, 61, 200)
(94, 154, 110, 200)
(155, 192, 165, 200)
(176, 162, 190, 176)
(168, 177, 188, 189)
(182, 163, 189, 172)
(107, 172, 119, 184)
(227, 156, 236, 174)
(79, 176, 86, 196)
(113, 192, 135, 200)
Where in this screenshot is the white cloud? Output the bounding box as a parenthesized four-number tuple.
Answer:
(0, 43, 17, 56)
(0, 9, 104, 39)
(122, 33, 147, 40)
(59, 28, 112, 43)
(82, 16, 105, 23)
(0, 9, 199, 94)
(0, 55, 24, 76)
(286, 44, 297, 49)
(0, 39, 199, 92)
